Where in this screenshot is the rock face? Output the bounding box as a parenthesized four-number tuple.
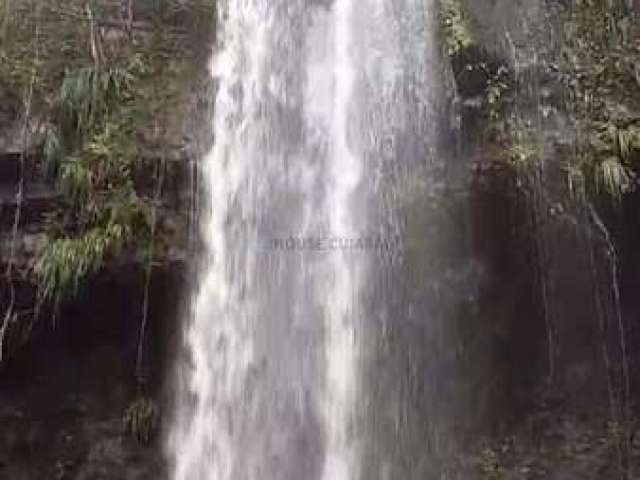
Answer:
(2, 1, 640, 479)
(0, 3, 214, 479)
(0, 263, 185, 479)
(440, 1, 640, 477)
(0, 87, 201, 480)
(0, 90, 21, 154)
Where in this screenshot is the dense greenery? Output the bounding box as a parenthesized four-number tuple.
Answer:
(1, 0, 214, 307)
(558, 1, 640, 201)
(439, 0, 640, 203)
(35, 57, 151, 306)
(437, 1, 640, 477)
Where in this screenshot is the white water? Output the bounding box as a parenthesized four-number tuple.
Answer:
(169, 1, 437, 479)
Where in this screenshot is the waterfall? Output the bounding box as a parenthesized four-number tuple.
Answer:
(169, 1, 438, 479)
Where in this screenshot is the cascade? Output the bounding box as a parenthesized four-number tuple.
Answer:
(169, 1, 437, 479)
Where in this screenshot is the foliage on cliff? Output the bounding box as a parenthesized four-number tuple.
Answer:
(438, 2, 640, 476)
(1, 0, 215, 308)
(557, 0, 640, 201)
(439, 0, 639, 202)
(439, 0, 475, 57)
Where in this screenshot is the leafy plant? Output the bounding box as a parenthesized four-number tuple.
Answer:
(57, 61, 143, 137)
(556, 1, 640, 202)
(58, 159, 93, 207)
(57, 117, 139, 208)
(477, 447, 504, 480)
(35, 224, 130, 306)
(35, 192, 150, 307)
(439, 0, 475, 57)
(34, 57, 151, 309)
(594, 122, 640, 165)
(123, 396, 159, 445)
(594, 157, 634, 201)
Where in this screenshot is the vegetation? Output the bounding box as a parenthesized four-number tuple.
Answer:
(35, 61, 150, 305)
(436, 1, 640, 477)
(1, 0, 639, 476)
(0, 1, 216, 381)
(439, 0, 639, 203)
(1, 0, 214, 311)
(438, 0, 475, 57)
(34, 196, 149, 307)
(123, 396, 159, 445)
(555, 0, 640, 202)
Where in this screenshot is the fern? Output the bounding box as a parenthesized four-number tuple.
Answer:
(58, 62, 140, 137)
(35, 189, 150, 307)
(616, 124, 640, 164)
(103, 194, 151, 234)
(58, 158, 92, 206)
(36, 59, 149, 307)
(581, 122, 640, 201)
(35, 223, 132, 306)
(595, 157, 634, 201)
(84, 118, 137, 186)
(56, 118, 138, 209)
(123, 396, 159, 445)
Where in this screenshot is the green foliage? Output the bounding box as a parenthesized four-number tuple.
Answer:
(35, 193, 150, 306)
(477, 447, 504, 480)
(439, 0, 475, 57)
(594, 157, 634, 201)
(2, 0, 214, 313)
(123, 396, 159, 445)
(582, 121, 639, 200)
(555, 1, 640, 202)
(59, 160, 94, 206)
(35, 224, 130, 306)
(57, 117, 139, 207)
(57, 55, 148, 134)
(59, 68, 118, 135)
(593, 122, 640, 165)
(564, 121, 640, 203)
(506, 138, 544, 169)
(33, 53, 152, 307)
(101, 193, 151, 236)
(0, 1, 87, 104)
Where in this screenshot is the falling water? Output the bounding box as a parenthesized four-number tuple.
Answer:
(169, 1, 438, 479)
